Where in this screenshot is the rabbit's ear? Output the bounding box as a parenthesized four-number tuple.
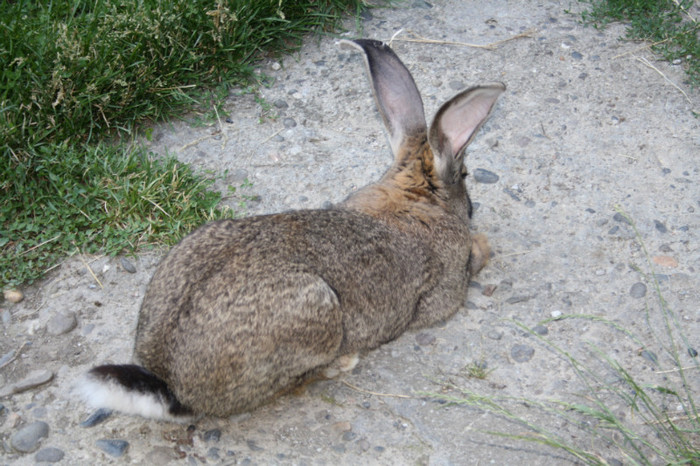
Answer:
(340, 39, 427, 156)
(429, 83, 505, 173)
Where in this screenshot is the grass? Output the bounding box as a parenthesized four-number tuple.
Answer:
(421, 209, 700, 465)
(578, 0, 700, 88)
(1, 0, 371, 290)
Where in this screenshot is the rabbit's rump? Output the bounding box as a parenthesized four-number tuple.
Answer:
(134, 210, 438, 416)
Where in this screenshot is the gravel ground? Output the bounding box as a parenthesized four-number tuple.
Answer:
(2, 0, 699, 464)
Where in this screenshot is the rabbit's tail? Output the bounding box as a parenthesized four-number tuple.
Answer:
(77, 364, 193, 422)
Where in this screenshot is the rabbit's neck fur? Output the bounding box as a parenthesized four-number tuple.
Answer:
(341, 136, 459, 227)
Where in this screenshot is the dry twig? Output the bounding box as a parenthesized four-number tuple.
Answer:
(341, 380, 413, 399)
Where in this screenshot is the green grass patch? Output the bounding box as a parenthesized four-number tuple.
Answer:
(421, 209, 700, 464)
(578, 0, 700, 87)
(1, 144, 229, 288)
(1, 0, 370, 289)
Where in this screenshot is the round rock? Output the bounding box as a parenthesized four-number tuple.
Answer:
(511, 344, 535, 363)
(46, 312, 77, 336)
(4, 289, 24, 303)
(11, 421, 49, 453)
(35, 446, 65, 463)
(629, 282, 647, 299)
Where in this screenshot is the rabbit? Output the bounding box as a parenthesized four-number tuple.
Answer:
(77, 39, 505, 421)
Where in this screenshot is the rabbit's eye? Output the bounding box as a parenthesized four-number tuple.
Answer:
(460, 166, 468, 179)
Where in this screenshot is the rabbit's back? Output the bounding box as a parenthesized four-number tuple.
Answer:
(134, 209, 440, 414)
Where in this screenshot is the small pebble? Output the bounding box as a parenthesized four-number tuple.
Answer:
(506, 295, 531, 304)
(571, 51, 583, 60)
(321, 200, 333, 210)
(80, 408, 113, 428)
(207, 447, 221, 460)
(247, 440, 264, 451)
(415, 332, 436, 346)
(532, 324, 548, 335)
(654, 220, 668, 233)
(120, 257, 137, 273)
(358, 439, 371, 451)
(629, 282, 647, 299)
(687, 348, 698, 358)
(282, 118, 297, 128)
(46, 312, 77, 336)
(653, 256, 678, 268)
(640, 350, 658, 365)
(551, 310, 563, 319)
(511, 344, 535, 363)
(482, 284, 497, 297)
(342, 431, 357, 441)
(273, 99, 289, 109)
(412, 0, 433, 9)
(35, 446, 65, 463)
(95, 439, 129, 457)
(473, 168, 499, 184)
(331, 421, 352, 433)
(203, 428, 221, 442)
(612, 212, 630, 224)
(4, 289, 24, 303)
(486, 329, 503, 340)
(11, 421, 49, 453)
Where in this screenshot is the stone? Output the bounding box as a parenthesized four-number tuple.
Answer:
(629, 282, 647, 298)
(274, 99, 289, 109)
(4, 289, 24, 303)
(35, 446, 65, 463)
(95, 439, 129, 457)
(46, 312, 77, 335)
(640, 350, 658, 365)
(203, 429, 221, 442)
(653, 256, 678, 268)
(120, 257, 137, 273)
(486, 329, 504, 340)
(511, 344, 535, 363)
(533, 325, 548, 335)
(654, 220, 668, 233)
(415, 332, 436, 346)
(80, 408, 113, 428)
(11, 421, 49, 453)
(612, 212, 630, 224)
(473, 168, 499, 184)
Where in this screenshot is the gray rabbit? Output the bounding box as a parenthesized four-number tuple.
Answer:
(78, 39, 505, 421)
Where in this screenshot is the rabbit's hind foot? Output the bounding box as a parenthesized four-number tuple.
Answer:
(322, 353, 360, 379)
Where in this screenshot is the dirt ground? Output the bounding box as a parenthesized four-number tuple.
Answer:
(2, 0, 699, 464)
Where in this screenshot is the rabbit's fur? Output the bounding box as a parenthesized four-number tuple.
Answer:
(78, 39, 505, 420)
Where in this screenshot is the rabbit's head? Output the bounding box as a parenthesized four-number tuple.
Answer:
(340, 39, 504, 224)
